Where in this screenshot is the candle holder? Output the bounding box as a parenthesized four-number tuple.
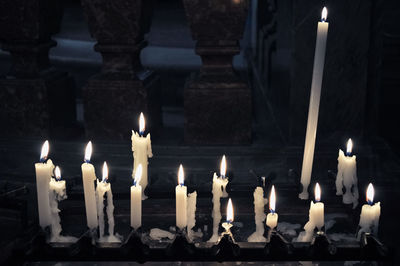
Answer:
(211, 224, 240, 261)
(309, 230, 337, 258)
(264, 228, 291, 257)
(165, 227, 196, 258)
(359, 232, 388, 259)
(121, 229, 149, 262)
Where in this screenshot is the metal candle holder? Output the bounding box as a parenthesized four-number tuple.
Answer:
(166, 227, 196, 258)
(264, 228, 291, 257)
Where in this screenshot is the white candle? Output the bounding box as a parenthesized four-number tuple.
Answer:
(209, 155, 230, 242)
(48, 166, 67, 242)
(299, 7, 329, 200)
(310, 183, 324, 230)
(336, 139, 359, 208)
(35, 140, 54, 229)
(247, 186, 267, 242)
(131, 164, 142, 230)
(81, 141, 99, 229)
(187, 191, 199, 241)
(131, 113, 153, 199)
(266, 185, 278, 229)
(358, 183, 381, 239)
(221, 198, 234, 233)
(176, 164, 187, 230)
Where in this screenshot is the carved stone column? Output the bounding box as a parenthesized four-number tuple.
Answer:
(182, 0, 252, 144)
(81, 0, 161, 140)
(0, 0, 76, 137)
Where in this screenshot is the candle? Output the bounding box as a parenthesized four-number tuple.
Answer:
(131, 164, 142, 230)
(131, 113, 153, 199)
(357, 183, 381, 239)
(221, 198, 234, 234)
(247, 186, 267, 242)
(299, 7, 329, 200)
(96, 162, 119, 242)
(81, 141, 99, 229)
(209, 155, 230, 242)
(35, 140, 54, 229)
(336, 138, 359, 208)
(187, 191, 200, 241)
(297, 183, 325, 242)
(48, 166, 66, 242)
(176, 164, 187, 230)
(266, 185, 278, 229)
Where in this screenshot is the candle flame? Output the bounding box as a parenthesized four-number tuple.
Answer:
(55, 166, 61, 180)
(134, 164, 142, 185)
(270, 185, 276, 212)
(321, 7, 328, 22)
(346, 138, 353, 155)
(139, 112, 145, 133)
(220, 155, 227, 177)
(315, 183, 321, 202)
(178, 164, 184, 185)
(40, 140, 49, 161)
(84, 141, 92, 162)
(366, 183, 374, 204)
(102, 161, 108, 182)
(227, 198, 234, 223)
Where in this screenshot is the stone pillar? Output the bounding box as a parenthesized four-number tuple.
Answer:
(182, 0, 252, 145)
(0, 0, 76, 138)
(81, 0, 161, 140)
(289, 0, 373, 146)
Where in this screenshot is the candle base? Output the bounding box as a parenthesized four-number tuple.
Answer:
(359, 232, 388, 259)
(310, 231, 336, 257)
(212, 232, 240, 261)
(264, 230, 291, 257)
(166, 228, 196, 258)
(121, 229, 149, 261)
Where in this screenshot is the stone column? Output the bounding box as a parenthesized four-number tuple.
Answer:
(81, 0, 161, 140)
(0, 0, 76, 138)
(182, 0, 252, 145)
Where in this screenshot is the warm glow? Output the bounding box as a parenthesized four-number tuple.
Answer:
(139, 112, 145, 133)
(321, 7, 328, 22)
(134, 164, 142, 185)
(55, 166, 61, 180)
(269, 185, 276, 212)
(346, 138, 353, 155)
(40, 140, 49, 161)
(178, 164, 184, 185)
(84, 141, 92, 162)
(102, 162, 108, 182)
(227, 198, 234, 222)
(315, 183, 321, 202)
(220, 155, 227, 177)
(366, 183, 374, 204)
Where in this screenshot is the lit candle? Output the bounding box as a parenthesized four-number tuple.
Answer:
(131, 112, 153, 199)
(209, 155, 230, 242)
(81, 141, 99, 229)
(247, 186, 267, 242)
(131, 164, 142, 230)
(48, 166, 67, 242)
(175, 164, 187, 230)
(266, 185, 278, 229)
(299, 7, 329, 200)
(35, 140, 54, 229)
(96, 162, 119, 242)
(222, 198, 234, 233)
(357, 183, 381, 239)
(336, 138, 359, 208)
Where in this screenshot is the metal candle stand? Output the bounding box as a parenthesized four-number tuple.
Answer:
(264, 228, 292, 257)
(211, 230, 240, 261)
(309, 230, 337, 258)
(360, 232, 388, 260)
(121, 229, 150, 261)
(166, 228, 196, 258)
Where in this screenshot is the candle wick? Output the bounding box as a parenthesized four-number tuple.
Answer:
(139, 131, 144, 137)
(368, 200, 373, 206)
(84, 159, 90, 164)
(40, 157, 47, 163)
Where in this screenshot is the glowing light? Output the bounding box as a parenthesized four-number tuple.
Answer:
(139, 112, 145, 134)
(134, 164, 142, 186)
(346, 138, 353, 155)
(367, 183, 374, 204)
(102, 162, 108, 182)
(220, 155, 227, 178)
(321, 7, 328, 22)
(270, 185, 276, 213)
(84, 141, 92, 163)
(55, 166, 61, 181)
(315, 183, 321, 202)
(40, 140, 49, 162)
(226, 198, 234, 223)
(178, 164, 184, 186)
